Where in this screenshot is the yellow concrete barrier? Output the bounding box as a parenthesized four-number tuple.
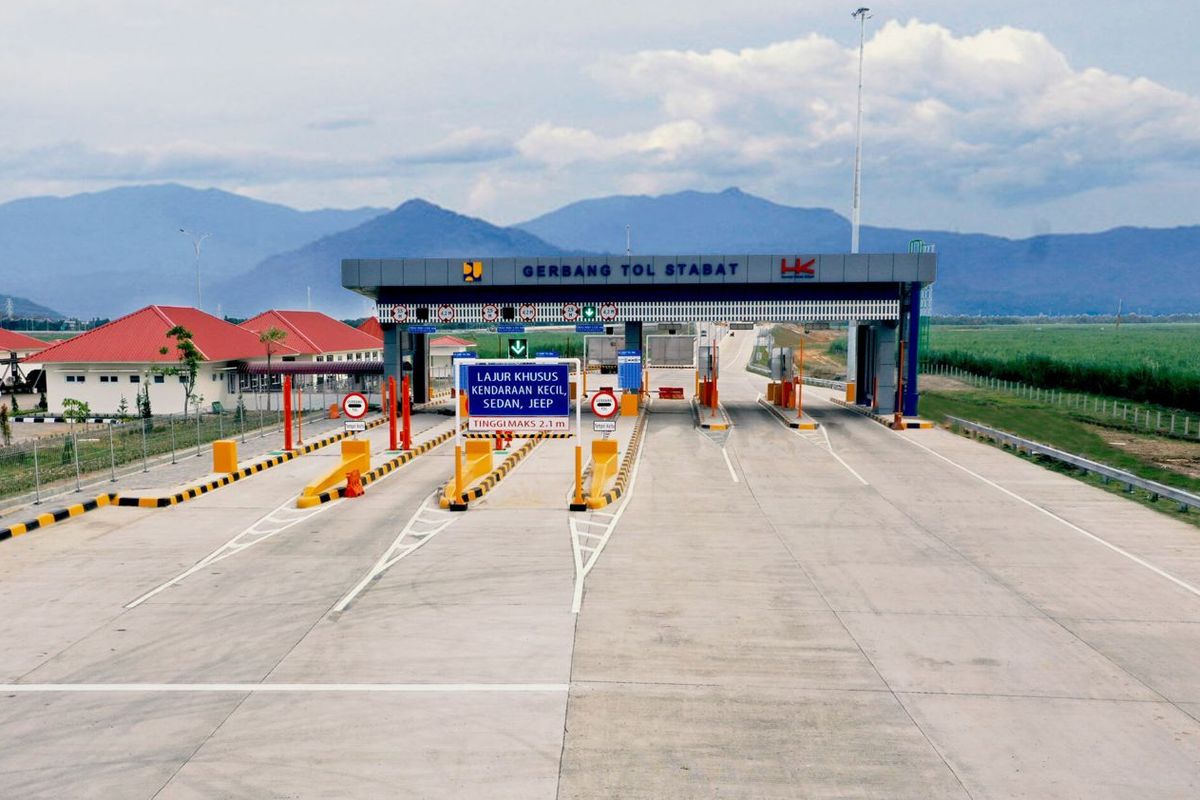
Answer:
(212, 440, 238, 474)
(620, 393, 639, 416)
(845, 381, 857, 403)
(298, 439, 371, 506)
(440, 439, 493, 508)
(586, 439, 620, 508)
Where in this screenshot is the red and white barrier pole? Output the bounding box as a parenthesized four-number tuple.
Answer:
(401, 374, 412, 450)
(388, 376, 398, 450)
(283, 375, 293, 451)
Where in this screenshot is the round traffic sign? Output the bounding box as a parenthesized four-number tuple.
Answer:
(591, 390, 619, 419)
(342, 392, 369, 420)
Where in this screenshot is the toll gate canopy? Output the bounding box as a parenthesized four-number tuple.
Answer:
(342, 253, 936, 415)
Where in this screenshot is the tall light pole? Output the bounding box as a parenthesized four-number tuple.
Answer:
(850, 6, 871, 254)
(846, 7, 871, 406)
(179, 228, 212, 310)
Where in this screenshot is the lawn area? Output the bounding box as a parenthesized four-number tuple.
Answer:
(920, 387, 1200, 494)
(925, 323, 1200, 411)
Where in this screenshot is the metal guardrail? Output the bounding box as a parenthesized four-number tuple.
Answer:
(947, 416, 1200, 513)
(803, 376, 847, 391)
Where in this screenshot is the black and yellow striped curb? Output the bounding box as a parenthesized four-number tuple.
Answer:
(0, 493, 117, 542)
(0, 416, 389, 542)
(447, 436, 545, 511)
(583, 409, 649, 510)
(116, 416, 389, 508)
(691, 397, 731, 431)
(829, 397, 934, 429)
(757, 397, 820, 430)
(300, 423, 464, 507)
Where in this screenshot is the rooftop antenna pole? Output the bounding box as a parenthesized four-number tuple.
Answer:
(179, 229, 212, 310)
(850, 7, 871, 255)
(625, 224, 632, 257)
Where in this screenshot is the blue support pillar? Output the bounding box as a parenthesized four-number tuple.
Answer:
(903, 283, 922, 416)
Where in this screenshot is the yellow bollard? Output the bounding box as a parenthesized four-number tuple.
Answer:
(620, 392, 639, 416)
(213, 440, 238, 474)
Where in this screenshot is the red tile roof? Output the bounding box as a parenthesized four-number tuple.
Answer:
(357, 317, 384, 340)
(430, 335, 476, 348)
(34, 306, 298, 364)
(241, 310, 384, 356)
(0, 329, 48, 353)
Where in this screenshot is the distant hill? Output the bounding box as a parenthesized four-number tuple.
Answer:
(218, 199, 565, 317)
(0, 184, 384, 318)
(518, 188, 1200, 316)
(1, 294, 64, 320)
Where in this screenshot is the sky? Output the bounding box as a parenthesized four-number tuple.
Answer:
(3, 1, 1200, 238)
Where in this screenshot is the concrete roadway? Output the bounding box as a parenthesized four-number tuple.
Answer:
(1, 338, 1199, 797)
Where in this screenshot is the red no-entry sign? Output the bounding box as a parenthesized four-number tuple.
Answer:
(591, 390, 619, 419)
(342, 392, 369, 420)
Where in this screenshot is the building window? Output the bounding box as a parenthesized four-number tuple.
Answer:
(130, 375, 140, 383)
(66, 374, 86, 383)
(154, 375, 165, 384)
(178, 376, 188, 384)
(99, 375, 118, 383)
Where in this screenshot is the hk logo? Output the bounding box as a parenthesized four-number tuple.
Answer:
(462, 260, 484, 283)
(781, 257, 816, 278)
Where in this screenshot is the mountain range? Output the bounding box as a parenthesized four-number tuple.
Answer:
(5, 184, 1199, 318)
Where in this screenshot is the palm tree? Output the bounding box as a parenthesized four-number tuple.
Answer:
(259, 327, 288, 411)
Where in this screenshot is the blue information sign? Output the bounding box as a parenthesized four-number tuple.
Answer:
(497, 324, 526, 334)
(465, 364, 570, 418)
(575, 323, 604, 334)
(535, 351, 560, 358)
(452, 351, 476, 391)
(618, 349, 642, 391)
(409, 325, 437, 334)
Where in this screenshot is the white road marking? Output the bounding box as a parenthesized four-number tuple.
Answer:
(334, 490, 456, 612)
(819, 425, 869, 486)
(0, 683, 568, 693)
(125, 499, 337, 609)
(721, 447, 740, 483)
(902, 434, 1200, 599)
(569, 417, 651, 614)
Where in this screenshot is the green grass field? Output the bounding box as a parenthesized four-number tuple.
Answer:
(925, 323, 1200, 412)
(929, 323, 1200, 373)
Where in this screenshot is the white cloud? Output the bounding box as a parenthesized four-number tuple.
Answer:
(524, 20, 1200, 206)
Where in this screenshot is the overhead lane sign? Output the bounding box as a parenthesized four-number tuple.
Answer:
(466, 363, 570, 431)
(507, 338, 529, 358)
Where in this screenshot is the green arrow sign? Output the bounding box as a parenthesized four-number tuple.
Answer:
(582, 304, 597, 320)
(507, 338, 528, 358)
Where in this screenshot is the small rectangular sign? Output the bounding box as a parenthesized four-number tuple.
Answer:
(408, 325, 437, 334)
(592, 420, 616, 432)
(344, 420, 366, 432)
(576, 323, 604, 333)
(535, 351, 559, 358)
(451, 351, 475, 359)
(497, 324, 525, 333)
(465, 363, 570, 417)
(617, 349, 642, 362)
(469, 416, 570, 432)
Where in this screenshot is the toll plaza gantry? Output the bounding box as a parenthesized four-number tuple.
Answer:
(341, 252, 936, 416)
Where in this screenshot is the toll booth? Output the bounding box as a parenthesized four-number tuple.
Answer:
(343, 253, 935, 416)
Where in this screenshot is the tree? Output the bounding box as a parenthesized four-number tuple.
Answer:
(258, 326, 288, 411)
(137, 382, 152, 419)
(0, 403, 10, 447)
(116, 395, 129, 418)
(155, 325, 205, 419)
(61, 397, 90, 465)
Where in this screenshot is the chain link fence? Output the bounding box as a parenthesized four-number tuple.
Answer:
(0, 405, 327, 506)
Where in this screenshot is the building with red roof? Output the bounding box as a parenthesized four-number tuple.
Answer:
(0, 329, 48, 356)
(357, 316, 384, 340)
(36, 305, 299, 414)
(241, 310, 383, 362)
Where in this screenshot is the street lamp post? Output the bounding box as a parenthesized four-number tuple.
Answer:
(846, 7, 871, 404)
(179, 228, 212, 310)
(850, 7, 871, 254)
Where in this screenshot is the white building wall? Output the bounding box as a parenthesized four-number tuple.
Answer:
(44, 362, 240, 415)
